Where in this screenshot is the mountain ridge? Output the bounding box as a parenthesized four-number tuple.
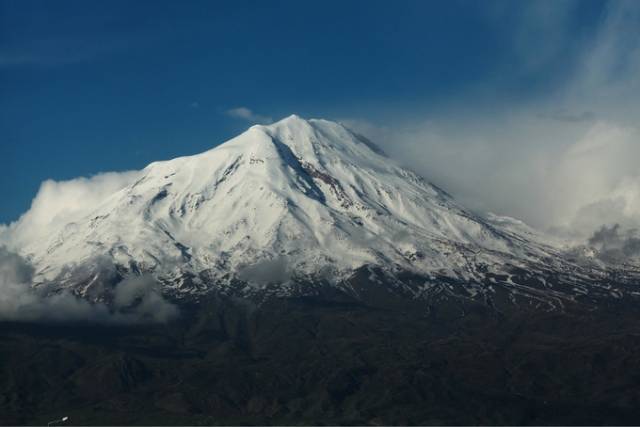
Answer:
(1, 115, 637, 311)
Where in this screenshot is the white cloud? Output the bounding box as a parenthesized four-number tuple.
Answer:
(572, 0, 640, 107)
(344, 114, 640, 242)
(226, 107, 273, 124)
(341, 0, 640, 244)
(1, 171, 140, 250)
(508, 0, 580, 73)
(548, 123, 640, 235)
(0, 247, 177, 324)
(0, 169, 177, 324)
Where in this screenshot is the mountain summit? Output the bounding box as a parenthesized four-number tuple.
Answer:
(2, 116, 636, 309)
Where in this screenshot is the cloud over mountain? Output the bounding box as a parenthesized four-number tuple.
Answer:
(0, 247, 177, 324)
(342, 1, 640, 243)
(226, 107, 273, 124)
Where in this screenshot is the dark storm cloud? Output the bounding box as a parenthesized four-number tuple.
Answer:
(588, 224, 640, 263)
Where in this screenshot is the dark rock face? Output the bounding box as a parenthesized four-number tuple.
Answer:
(2, 291, 640, 425)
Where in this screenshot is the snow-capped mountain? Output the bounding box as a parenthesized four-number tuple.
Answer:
(2, 115, 638, 309)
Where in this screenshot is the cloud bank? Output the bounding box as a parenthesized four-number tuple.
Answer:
(342, 0, 640, 247)
(1, 171, 140, 250)
(0, 172, 178, 324)
(588, 224, 640, 264)
(0, 247, 177, 324)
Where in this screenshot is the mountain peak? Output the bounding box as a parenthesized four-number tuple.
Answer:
(250, 114, 310, 131)
(255, 114, 346, 137)
(5, 115, 594, 311)
(280, 113, 305, 122)
(227, 115, 360, 165)
(265, 113, 315, 135)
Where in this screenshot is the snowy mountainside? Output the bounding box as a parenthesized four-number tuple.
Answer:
(1, 115, 637, 309)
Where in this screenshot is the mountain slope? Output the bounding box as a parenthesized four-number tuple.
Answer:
(2, 115, 636, 309)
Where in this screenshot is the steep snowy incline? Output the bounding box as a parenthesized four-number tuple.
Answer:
(2, 115, 567, 299)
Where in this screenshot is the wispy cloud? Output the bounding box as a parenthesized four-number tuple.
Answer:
(226, 107, 273, 124)
(495, 0, 582, 74)
(536, 110, 596, 123)
(341, 0, 640, 243)
(0, 48, 94, 68)
(0, 34, 147, 69)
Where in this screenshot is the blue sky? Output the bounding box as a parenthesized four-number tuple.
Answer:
(1, 0, 637, 231)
